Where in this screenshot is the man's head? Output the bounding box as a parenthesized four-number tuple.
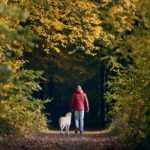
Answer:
(76, 85, 82, 91)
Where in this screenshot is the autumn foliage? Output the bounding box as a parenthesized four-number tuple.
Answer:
(0, 0, 150, 149)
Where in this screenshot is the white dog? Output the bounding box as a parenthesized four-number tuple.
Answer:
(59, 112, 72, 135)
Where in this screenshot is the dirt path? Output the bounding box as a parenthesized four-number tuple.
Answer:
(0, 130, 125, 150)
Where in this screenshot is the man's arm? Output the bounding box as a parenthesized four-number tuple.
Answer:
(84, 94, 89, 112)
(70, 94, 75, 112)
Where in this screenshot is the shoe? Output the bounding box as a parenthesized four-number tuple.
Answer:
(75, 129, 78, 134)
(80, 131, 83, 134)
(75, 130, 78, 134)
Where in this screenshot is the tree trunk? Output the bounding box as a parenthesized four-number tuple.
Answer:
(98, 60, 107, 129)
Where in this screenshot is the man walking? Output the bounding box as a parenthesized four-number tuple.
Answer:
(71, 85, 89, 134)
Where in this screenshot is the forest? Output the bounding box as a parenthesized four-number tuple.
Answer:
(0, 0, 150, 150)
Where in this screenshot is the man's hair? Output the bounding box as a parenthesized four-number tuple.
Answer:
(76, 85, 82, 90)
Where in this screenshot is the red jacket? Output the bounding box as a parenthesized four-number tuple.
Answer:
(71, 89, 89, 112)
